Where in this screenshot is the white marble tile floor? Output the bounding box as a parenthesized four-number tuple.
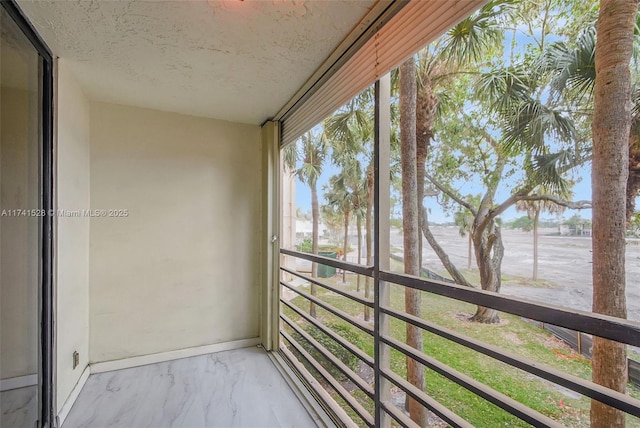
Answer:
(1, 385, 38, 428)
(61, 346, 324, 428)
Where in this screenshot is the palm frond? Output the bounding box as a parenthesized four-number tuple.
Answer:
(526, 151, 573, 194)
(442, 0, 516, 66)
(325, 111, 350, 138)
(541, 26, 596, 102)
(475, 66, 532, 112)
(323, 94, 374, 166)
(434, 89, 454, 121)
(502, 99, 575, 154)
(294, 131, 327, 186)
(282, 143, 297, 171)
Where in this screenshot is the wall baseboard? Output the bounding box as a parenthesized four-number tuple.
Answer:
(0, 374, 38, 392)
(57, 365, 90, 427)
(90, 337, 261, 374)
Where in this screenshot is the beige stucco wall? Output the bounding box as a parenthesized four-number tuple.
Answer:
(89, 102, 262, 362)
(56, 61, 91, 411)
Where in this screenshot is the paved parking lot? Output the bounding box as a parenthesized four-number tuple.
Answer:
(393, 226, 640, 322)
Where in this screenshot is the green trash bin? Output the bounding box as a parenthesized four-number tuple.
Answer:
(317, 251, 337, 278)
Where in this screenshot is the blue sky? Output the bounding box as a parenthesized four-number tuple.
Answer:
(293, 161, 594, 224)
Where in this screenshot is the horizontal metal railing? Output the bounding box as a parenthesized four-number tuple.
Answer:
(282, 313, 375, 399)
(280, 332, 374, 427)
(379, 367, 472, 428)
(382, 334, 562, 427)
(282, 266, 374, 307)
(379, 270, 640, 348)
(381, 305, 640, 416)
(380, 400, 420, 428)
(278, 249, 640, 427)
(281, 248, 374, 276)
(281, 279, 374, 335)
(281, 298, 374, 368)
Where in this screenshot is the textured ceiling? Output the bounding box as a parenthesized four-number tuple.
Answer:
(17, 0, 377, 124)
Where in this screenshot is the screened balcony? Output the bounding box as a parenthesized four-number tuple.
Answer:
(274, 71, 640, 426)
(2, 0, 640, 428)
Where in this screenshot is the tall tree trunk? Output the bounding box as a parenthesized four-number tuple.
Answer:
(627, 131, 640, 225)
(420, 205, 473, 287)
(365, 165, 374, 322)
(399, 57, 427, 426)
(342, 210, 350, 283)
(533, 208, 539, 281)
(416, 136, 426, 273)
(591, 1, 636, 426)
(356, 215, 362, 292)
(311, 182, 319, 318)
(470, 222, 504, 323)
(416, 71, 438, 273)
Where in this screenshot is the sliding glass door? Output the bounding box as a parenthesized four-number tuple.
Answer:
(0, 2, 54, 427)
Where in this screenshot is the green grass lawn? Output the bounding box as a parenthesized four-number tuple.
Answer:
(281, 268, 640, 428)
(432, 267, 558, 289)
(390, 256, 558, 289)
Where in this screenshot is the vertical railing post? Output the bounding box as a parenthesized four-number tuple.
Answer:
(261, 120, 282, 351)
(577, 331, 582, 355)
(374, 73, 392, 428)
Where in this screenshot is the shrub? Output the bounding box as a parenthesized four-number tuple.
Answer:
(291, 321, 362, 381)
(296, 237, 313, 253)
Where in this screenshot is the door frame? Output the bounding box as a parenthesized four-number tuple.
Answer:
(0, 1, 55, 426)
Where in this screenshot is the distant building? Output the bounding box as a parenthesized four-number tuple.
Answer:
(295, 219, 328, 238)
(559, 221, 592, 237)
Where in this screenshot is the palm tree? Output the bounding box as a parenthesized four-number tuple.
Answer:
(516, 186, 571, 280)
(590, 2, 637, 426)
(324, 89, 374, 314)
(398, 56, 427, 427)
(410, 0, 514, 297)
(414, 0, 509, 182)
(532, 6, 639, 425)
(399, 58, 427, 426)
(320, 204, 343, 242)
(541, 23, 640, 223)
(350, 178, 367, 292)
(285, 131, 327, 318)
(324, 163, 360, 284)
(352, 184, 369, 318)
(382, 0, 517, 415)
(454, 209, 475, 270)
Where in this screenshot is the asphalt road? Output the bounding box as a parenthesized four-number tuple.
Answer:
(390, 226, 640, 322)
